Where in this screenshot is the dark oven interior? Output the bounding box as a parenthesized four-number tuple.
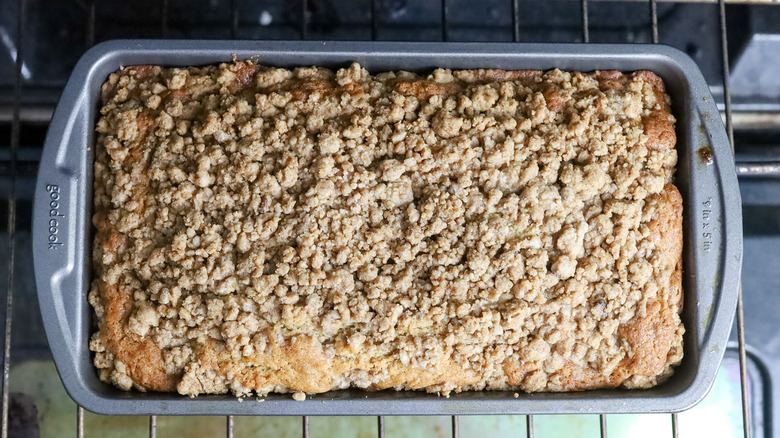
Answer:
(2, 1, 780, 437)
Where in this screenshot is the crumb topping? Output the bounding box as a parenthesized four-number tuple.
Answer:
(90, 62, 683, 397)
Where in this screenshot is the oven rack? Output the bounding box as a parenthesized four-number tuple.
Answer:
(3, 0, 778, 437)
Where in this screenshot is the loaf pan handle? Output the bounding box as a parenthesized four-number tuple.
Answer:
(33, 91, 92, 370)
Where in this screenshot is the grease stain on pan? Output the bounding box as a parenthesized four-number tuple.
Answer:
(697, 146, 714, 165)
(696, 122, 713, 165)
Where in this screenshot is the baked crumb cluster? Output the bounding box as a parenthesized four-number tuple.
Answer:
(90, 61, 683, 397)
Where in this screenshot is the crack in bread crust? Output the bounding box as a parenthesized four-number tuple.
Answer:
(90, 63, 683, 396)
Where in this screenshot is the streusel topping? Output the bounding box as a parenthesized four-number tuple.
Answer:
(90, 62, 683, 396)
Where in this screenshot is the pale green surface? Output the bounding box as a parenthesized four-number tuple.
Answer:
(309, 416, 375, 438)
(676, 357, 744, 437)
(84, 411, 147, 438)
(605, 414, 672, 437)
(155, 416, 226, 437)
(534, 414, 599, 437)
(9, 360, 77, 438)
(235, 416, 301, 438)
(459, 415, 527, 437)
(9, 358, 746, 437)
(385, 416, 450, 438)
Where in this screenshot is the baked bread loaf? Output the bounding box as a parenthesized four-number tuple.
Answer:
(90, 61, 683, 397)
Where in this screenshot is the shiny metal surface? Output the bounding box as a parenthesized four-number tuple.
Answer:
(718, 1, 752, 436)
(736, 161, 780, 177)
(77, 406, 83, 438)
(1, 0, 23, 437)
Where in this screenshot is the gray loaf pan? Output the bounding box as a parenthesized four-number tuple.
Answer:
(33, 40, 742, 416)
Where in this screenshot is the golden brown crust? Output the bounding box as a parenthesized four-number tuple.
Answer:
(620, 184, 683, 378)
(226, 62, 259, 94)
(94, 281, 179, 391)
(453, 68, 542, 84)
(556, 361, 628, 391)
(542, 87, 564, 112)
(91, 63, 682, 397)
(635, 71, 676, 151)
(201, 335, 482, 394)
(651, 184, 684, 267)
(619, 300, 678, 377)
(393, 79, 461, 100)
(643, 112, 677, 151)
(504, 185, 684, 391)
(634, 70, 666, 94)
(591, 70, 625, 91)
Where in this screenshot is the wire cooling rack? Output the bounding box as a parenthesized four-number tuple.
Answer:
(4, 0, 778, 437)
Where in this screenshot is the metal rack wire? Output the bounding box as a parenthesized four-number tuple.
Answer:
(3, 0, 24, 437)
(1, 0, 771, 437)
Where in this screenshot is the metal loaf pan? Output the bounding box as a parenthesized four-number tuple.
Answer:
(33, 40, 742, 416)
